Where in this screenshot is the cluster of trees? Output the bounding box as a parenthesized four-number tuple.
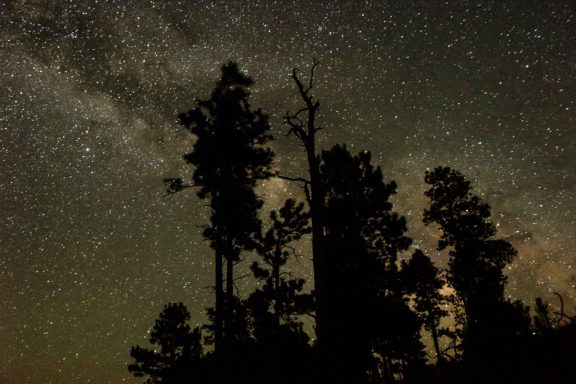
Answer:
(129, 62, 576, 384)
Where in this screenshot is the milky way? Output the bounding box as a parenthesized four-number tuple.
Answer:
(1, 1, 575, 383)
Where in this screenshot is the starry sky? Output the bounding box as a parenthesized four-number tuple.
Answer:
(1, 1, 575, 383)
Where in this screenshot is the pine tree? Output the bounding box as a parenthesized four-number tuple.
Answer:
(423, 166, 517, 362)
(128, 303, 204, 384)
(249, 198, 313, 343)
(319, 144, 423, 383)
(402, 249, 448, 363)
(247, 198, 314, 383)
(165, 62, 273, 361)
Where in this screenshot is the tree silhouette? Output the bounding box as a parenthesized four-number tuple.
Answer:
(129, 303, 205, 384)
(247, 198, 314, 383)
(533, 297, 553, 332)
(371, 296, 426, 384)
(319, 144, 423, 383)
(133, 62, 576, 384)
(423, 166, 518, 379)
(165, 62, 273, 362)
(283, 59, 330, 356)
(249, 198, 313, 340)
(401, 249, 448, 363)
(282, 65, 424, 383)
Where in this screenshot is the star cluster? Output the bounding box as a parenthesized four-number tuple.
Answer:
(1, 1, 575, 383)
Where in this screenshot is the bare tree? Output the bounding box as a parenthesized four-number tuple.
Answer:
(283, 59, 330, 351)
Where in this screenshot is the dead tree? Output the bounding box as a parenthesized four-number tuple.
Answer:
(283, 59, 330, 356)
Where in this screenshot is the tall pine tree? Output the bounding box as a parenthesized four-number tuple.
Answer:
(166, 62, 273, 362)
(319, 144, 423, 383)
(423, 166, 517, 366)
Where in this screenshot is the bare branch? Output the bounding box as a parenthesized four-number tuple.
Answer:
(290, 59, 320, 107)
(232, 281, 241, 296)
(233, 273, 251, 282)
(277, 174, 310, 184)
(283, 244, 301, 260)
(553, 291, 576, 324)
(554, 291, 565, 322)
(307, 58, 320, 93)
(283, 111, 306, 139)
(291, 68, 306, 99)
(288, 107, 309, 119)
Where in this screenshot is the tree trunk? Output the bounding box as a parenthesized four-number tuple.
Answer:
(273, 245, 281, 335)
(431, 324, 443, 364)
(214, 237, 224, 383)
(307, 144, 328, 347)
(285, 60, 331, 379)
(225, 236, 234, 352)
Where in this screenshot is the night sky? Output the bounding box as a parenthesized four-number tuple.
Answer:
(1, 1, 575, 383)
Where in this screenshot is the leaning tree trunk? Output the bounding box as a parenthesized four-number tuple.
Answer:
(431, 324, 443, 364)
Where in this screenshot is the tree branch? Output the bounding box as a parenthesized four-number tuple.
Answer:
(233, 273, 251, 282)
(307, 58, 320, 93)
(291, 58, 319, 99)
(284, 111, 307, 140)
(553, 291, 575, 324)
(277, 174, 310, 184)
(163, 178, 202, 198)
